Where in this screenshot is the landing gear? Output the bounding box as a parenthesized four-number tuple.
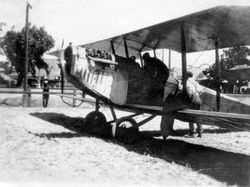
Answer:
(85, 111, 107, 126)
(84, 100, 158, 139)
(112, 117, 139, 138)
(84, 100, 108, 134)
(85, 99, 106, 126)
(110, 106, 157, 138)
(116, 117, 138, 130)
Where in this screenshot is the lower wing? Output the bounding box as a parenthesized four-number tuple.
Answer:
(176, 109, 250, 131)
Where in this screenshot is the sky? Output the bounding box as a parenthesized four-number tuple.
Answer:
(1, 0, 250, 73)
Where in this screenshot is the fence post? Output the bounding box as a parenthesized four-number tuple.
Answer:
(23, 86, 31, 107)
(27, 86, 31, 107)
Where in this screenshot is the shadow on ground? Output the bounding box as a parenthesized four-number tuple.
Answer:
(141, 127, 243, 138)
(31, 112, 250, 187)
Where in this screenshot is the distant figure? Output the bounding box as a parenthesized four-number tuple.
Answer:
(42, 77, 50, 108)
(142, 52, 169, 85)
(129, 56, 136, 61)
(129, 56, 139, 67)
(64, 42, 73, 74)
(185, 71, 203, 138)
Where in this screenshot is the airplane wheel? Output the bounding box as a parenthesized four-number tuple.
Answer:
(117, 117, 138, 130)
(112, 117, 138, 138)
(85, 111, 106, 126)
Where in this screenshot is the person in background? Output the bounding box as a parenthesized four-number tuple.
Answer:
(129, 56, 139, 67)
(129, 56, 136, 61)
(42, 77, 50, 108)
(142, 52, 169, 85)
(184, 71, 203, 138)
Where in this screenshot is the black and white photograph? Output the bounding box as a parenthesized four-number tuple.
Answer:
(0, 0, 250, 186)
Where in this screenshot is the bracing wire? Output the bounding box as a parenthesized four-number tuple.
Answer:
(59, 66, 84, 107)
(60, 95, 84, 107)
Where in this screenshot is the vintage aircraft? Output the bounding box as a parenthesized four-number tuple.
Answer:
(52, 5, 250, 138)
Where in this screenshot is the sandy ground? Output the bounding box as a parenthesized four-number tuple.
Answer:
(0, 94, 250, 187)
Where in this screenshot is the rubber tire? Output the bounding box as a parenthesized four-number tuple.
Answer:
(85, 111, 107, 126)
(116, 117, 138, 130)
(112, 117, 139, 138)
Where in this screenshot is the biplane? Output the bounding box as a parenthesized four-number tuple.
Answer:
(52, 6, 250, 138)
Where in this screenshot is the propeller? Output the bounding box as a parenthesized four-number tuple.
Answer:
(59, 39, 64, 94)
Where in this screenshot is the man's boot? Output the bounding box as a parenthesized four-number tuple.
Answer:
(185, 132, 195, 138)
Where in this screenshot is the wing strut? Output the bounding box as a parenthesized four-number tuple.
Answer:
(139, 50, 143, 67)
(153, 39, 160, 58)
(123, 38, 129, 58)
(168, 49, 171, 69)
(215, 37, 221, 111)
(181, 25, 187, 91)
(153, 49, 156, 57)
(111, 40, 116, 55)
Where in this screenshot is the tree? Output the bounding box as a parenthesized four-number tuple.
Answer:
(0, 25, 55, 87)
(0, 22, 7, 55)
(201, 46, 250, 91)
(203, 46, 250, 80)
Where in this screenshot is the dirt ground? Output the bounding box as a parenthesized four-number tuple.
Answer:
(0, 94, 250, 187)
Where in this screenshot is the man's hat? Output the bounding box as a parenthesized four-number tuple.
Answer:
(142, 52, 150, 59)
(187, 71, 193, 77)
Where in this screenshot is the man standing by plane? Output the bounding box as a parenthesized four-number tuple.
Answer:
(142, 53, 177, 139)
(160, 71, 203, 139)
(184, 71, 203, 138)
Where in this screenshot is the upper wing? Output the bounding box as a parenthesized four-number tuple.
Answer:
(79, 6, 250, 57)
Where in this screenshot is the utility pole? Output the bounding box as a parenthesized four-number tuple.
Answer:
(181, 25, 187, 92)
(215, 36, 221, 111)
(23, 2, 32, 107)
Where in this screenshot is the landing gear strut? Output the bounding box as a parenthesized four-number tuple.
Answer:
(85, 99, 107, 126)
(84, 99, 158, 139)
(110, 106, 157, 138)
(112, 117, 139, 138)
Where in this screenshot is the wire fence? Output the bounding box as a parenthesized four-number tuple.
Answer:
(0, 88, 83, 107)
